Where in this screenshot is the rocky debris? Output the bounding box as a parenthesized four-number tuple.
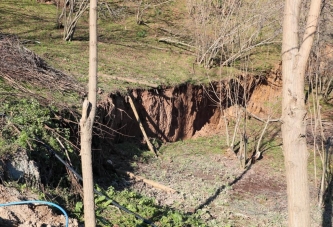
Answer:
(5, 149, 41, 188)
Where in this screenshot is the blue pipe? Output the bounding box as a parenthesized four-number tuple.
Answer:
(0, 200, 69, 227)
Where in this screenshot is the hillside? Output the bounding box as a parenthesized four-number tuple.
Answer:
(0, 0, 333, 227)
(0, 0, 281, 91)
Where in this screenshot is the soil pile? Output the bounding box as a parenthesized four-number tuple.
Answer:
(0, 184, 78, 227)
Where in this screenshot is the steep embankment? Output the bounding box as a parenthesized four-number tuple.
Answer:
(99, 84, 220, 142)
(97, 64, 282, 143)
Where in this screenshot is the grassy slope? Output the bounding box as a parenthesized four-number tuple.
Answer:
(0, 1, 291, 226)
(0, 0, 280, 93)
(0, 0, 194, 92)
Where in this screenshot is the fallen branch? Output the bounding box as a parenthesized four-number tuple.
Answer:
(117, 170, 177, 194)
(246, 109, 280, 123)
(56, 137, 73, 167)
(127, 95, 158, 157)
(44, 124, 80, 151)
(254, 116, 271, 159)
(158, 37, 196, 50)
(98, 73, 159, 88)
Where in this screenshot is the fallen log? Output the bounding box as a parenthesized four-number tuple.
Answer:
(117, 170, 177, 194)
(158, 37, 196, 49)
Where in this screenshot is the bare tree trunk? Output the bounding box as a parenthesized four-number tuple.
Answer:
(62, 0, 89, 41)
(80, 0, 97, 225)
(281, 0, 321, 226)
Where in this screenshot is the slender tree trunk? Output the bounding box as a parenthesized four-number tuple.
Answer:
(80, 0, 97, 226)
(281, 0, 321, 226)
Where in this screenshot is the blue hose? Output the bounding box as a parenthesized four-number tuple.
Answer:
(0, 200, 69, 227)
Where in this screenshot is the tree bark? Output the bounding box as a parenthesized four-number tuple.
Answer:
(281, 0, 321, 226)
(80, 0, 97, 226)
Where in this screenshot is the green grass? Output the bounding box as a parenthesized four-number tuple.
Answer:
(0, 0, 281, 94)
(247, 44, 281, 73)
(87, 186, 208, 227)
(159, 134, 227, 156)
(0, 0, 198, 92)
(0, 0, 59, 40)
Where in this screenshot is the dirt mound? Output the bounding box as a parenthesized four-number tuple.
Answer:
(0, 184, 78, 227)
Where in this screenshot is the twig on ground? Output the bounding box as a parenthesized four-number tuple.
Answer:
(117, 170, 177, 194)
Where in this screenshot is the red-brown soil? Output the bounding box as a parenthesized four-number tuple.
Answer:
(0, 184, 78, 227)
(97, 72, 266, 143)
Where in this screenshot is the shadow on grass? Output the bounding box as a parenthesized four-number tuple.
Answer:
(0, 7, 55, 35)
(93, 171, 206, 227)
(193, 162, 253, 213)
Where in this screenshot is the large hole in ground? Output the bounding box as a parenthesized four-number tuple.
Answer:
(88, 67, 286, 225)
(96, 67, 282, 146)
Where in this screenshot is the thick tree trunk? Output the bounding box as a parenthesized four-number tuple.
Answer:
(281, 0, 321, 226)
(80, 0, 97, 226)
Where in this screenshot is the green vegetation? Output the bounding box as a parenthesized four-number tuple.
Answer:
(0, 97, 71, 153)
(0, 0, 281, 93)
(0, 94, 209, 226)
(159, 135, 227, 156)
(0, 0, 295, 226)
(73, 186, 207, 226)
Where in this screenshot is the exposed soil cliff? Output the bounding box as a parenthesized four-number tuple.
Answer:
(247, 63, 282, 119)
(98, 84, 218, 142)
(97, 65, 282, 143)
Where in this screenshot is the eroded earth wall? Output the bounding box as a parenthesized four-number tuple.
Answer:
(97, 71, 275, 143)
(98, 84, 220, 142)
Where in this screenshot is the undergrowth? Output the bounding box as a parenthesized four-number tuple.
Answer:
(0, 98, 72, 154)
(0, 79, 208, 226)
(0, 94, 80, 189)
(73, 185, 207, 227)
(0, 0, 281, 92)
